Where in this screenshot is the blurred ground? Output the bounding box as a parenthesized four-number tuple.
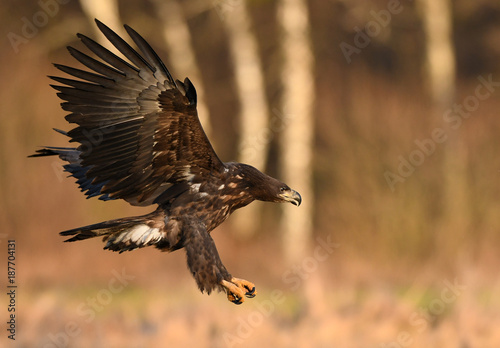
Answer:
(1, 1, 500, 347)
(7, 235, 500, 348)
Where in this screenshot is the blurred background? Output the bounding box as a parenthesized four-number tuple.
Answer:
(1, 0, 500, 347)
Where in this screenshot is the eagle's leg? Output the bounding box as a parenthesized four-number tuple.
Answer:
(184, 221, 257, 304)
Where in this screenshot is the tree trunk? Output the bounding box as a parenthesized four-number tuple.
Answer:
(419, 0, 466, 256)
(277, 0, 318, 318)
(277, 0, 314, 262)
(151, 0, 211, 136)
(222, 1, 269, 237)
(80, 0, 126, 50)
(420, 0, 456, 106)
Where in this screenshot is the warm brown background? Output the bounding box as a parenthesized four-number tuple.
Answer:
(1, 0, 500, 347)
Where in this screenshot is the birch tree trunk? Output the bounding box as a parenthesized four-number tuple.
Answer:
(277, 0, 318, 320)
(420, 0, 456, 106)
(80, 0, 126, 49)
(419, 0, 466, 253)
(222, 1, 269, 237)
(277, 0, 314, 262)
(152, 0, 211, 136)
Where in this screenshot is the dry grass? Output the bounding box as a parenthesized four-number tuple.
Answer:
(9, 251, 500, 348)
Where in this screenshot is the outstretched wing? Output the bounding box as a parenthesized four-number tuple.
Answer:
(50, 19, 223, 205)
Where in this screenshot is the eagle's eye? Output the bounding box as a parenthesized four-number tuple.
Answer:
(280, 186, 287, 192)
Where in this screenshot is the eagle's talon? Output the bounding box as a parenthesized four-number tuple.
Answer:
(229, 294, 243, 304)
(230, 277, 257, 299)
(245, 286, 256, 298)
(222, 278, 256, 304)
(222, 279, 246, 304)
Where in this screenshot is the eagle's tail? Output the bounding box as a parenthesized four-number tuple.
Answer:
(60, 210, 170, 253)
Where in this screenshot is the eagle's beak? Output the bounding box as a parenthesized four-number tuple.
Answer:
(279, 189, 302, 207)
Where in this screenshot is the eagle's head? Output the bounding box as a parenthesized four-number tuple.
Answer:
(276, 184, 302, 207)
(231, 163, 302, 207)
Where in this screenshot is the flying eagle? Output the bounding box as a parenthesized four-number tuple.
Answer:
(31, 20, 301, 304)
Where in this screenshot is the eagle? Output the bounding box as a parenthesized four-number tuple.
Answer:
(30, 19, 301, 304)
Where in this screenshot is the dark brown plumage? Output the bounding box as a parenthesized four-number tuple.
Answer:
(30, 19, 301, 304)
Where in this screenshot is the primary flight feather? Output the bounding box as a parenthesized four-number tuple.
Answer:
(31, 19, 301, 304)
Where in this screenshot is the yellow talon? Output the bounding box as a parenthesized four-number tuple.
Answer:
(222, 279, 245, 304)
(221, 278, 257, 304)
(231, 277, 257, 298)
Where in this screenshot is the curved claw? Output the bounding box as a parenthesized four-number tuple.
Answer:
(229, 293, 243, 305)
(245, 286, 256, 298)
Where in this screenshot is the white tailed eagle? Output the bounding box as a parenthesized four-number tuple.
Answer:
(31, 19, 301, 304)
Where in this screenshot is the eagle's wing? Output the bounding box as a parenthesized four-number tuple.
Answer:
(49, 19, 223, 205)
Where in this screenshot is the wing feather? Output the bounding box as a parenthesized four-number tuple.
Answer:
(50, 19, 223, 206)
(95, 20, 155, 77)
(124, 24, 174, 83)
(53, 64, 116, 87)
(76, 34, 144, 80)
(67, 47, 126, 81)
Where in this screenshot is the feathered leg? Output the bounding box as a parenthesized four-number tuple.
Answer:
(183, 220, 256, 304)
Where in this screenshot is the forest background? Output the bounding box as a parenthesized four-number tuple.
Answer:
(1, 0, 500, 347)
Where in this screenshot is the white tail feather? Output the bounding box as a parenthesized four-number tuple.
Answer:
(105, 224, 164, 250)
